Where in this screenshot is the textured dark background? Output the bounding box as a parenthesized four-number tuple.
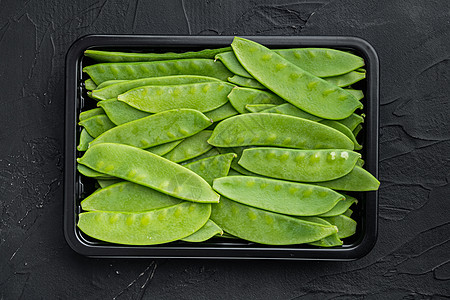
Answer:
(1, 0, 449, 299)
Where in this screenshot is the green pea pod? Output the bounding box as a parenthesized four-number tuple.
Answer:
(91, 75, 221, 101)
(298, 217, 343, 247)
(227, 87, 285, 114)
(77, 129, 94, 151)
(77, 164, 114, 179)
(78, 143, 220, 203)
(216, 147, 261, 176)
(97, 179, 122, 188)
(210, 197, 338, 245)
(208, 113, 354, 150)
(184, 153, 236, 185)
(322, 71, 366, 87)
(228, 75, 266, 89)
(79, 108, 105, 121)
(260, 103, 322, 122)
(145, 140, 183, 156)
(322, 215, 357, 239)
(213, 176, 345, 216)
(180, 148, 221, 165)
(85, 79, 97, 90)
(314, 166, 380, 191)
(118, 82, 234, 113)
(95, 80, 128, 90)
(77, 202, 211, 245)
(345, 89, 364, 101)
(238, 148, 360, 182)
(81, 181, 182, 212)
(231, 37, 363, 119)
(245, 104, 276, 113)
(181, 219, 223, 242)
(353, 124, 363, 138)
(344, 208, 353, 217)
(85, 47, 231, 62)
(319, 120, 362, 150)
(79, 115, 116, 138)
(98, 99, 151, 125)
(318, 195, 358, 217)
(204, 102, 238, 122)
(163, 130, 213, 163)
(83, 59, 233, 84)
(337, 113, 364, 131)
(89, 109, 212, 149)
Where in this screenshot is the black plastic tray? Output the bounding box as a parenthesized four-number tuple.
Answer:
(64, 35, 379, 260)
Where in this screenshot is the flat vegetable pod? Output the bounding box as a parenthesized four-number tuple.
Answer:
(77, 143, 220, 203)
(318, 194, 358, 217)
(227, 87, 285, 114)
(314, 166, 380, 191)
(184, 153, 236, 185)
(98, 99, 151, 125)
(322, 215, 357, 239)
(79, 115, 115, 138)
(181, 219, 223, 242)
(163, 130, 213, 163)
(78, 202, 211, 245)
(298, 217, 343, 247)
(210, 197, 338, 245)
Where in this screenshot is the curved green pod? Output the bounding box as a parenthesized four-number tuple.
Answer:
(343, 208, 353, 217)
(84, 79, 97, 90)
(91, 75, 221, 101)
(118, 82, 234, 113)
(184, 153, 236, 185)
(320, 120, 362, 150)
(204, 102, 238, 122)
(238, 148, 360, 182)
(216, 49, 364, 78)
(77, 129, 94, 151)
(97, 179, 122, 188)
(298, 217, 343, 247)
(213, 176, 344, 216)
(208, 113, 354, 150)
(79, 115, 115, 138)
(180, 148, 221, 165)
(231, 37, 363, 119)
(245, 104, 276, 113)
(95, 80, 128, 90)
(322, 215, 357, 239)
(356, 158, 365, 167)
(85, 47, 231, 62)
(227, 87, 285, 114)
(145, 140, 183, 156)
(216, 147, 261, 176)
(345, 89, 364, 101)
(77, 164, 114, 179)
(337, 113, 364, 131)
(89, 109, 212, 149)
(81, 181, 182, 212)
(210, 197, 338, 245)
(314, 166, 380, 191)
(79, 108, 105, 121)
(318, 194, 357, 217)
(98, 99, 151, 125)
(228, 75, 266, 89)
(353, 124, 363, 138)
(83, 59, 233, 84)
(77, 202, 211, 245)
(181, 219, 223, 242)
(260, 103, 322, 121)
(78, 143, 220, 203)
(163, 130, 213, 163)
(323, 71, 366, 88)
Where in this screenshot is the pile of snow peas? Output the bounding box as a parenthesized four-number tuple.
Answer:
(76, 37, 379, 246)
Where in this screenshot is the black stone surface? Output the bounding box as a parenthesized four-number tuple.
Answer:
(1, 0, 449, 299)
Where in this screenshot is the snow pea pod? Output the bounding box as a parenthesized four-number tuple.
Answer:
(118, 82, 234, 113)
(345, 89, 364, 101)
(97, 179, 122, 188)
(337, 113, 364, 131)
(180, 148, 221, 165)
(343, 208, 353, 217)
(98, 99, 151, 125)
(89, 109, 212, 149)
(231, 37, 363, 119)
(83, 59, 233, 84)
(208, 113, 354, 150)
(77, 202, 211, 245)
(145, 140, 183, 156)
(298, 217, 343, 247)
(314, 166, 380, 191)
(322, 215, 357, 239)
(78, 143, 220, 203)
(227, 87, 285, 114)
(79, 108, 105, 121)
(228, 75, 266, 89)
(323, 71, 366, 87)
(260, 103, 322, 121)
(184, 153, 236, 185)
(319, 120, 362, 150)
(318, 194, 357, 217)
(213, 176, 344, 216)
(204, 102, 238, 122)
(238, 148, 360, 182)
(181, 219, 223, 242)
(91, 75, 221, 101)
(85, 47, 231, 62)
(77, 129, 94, 151)
(163, 130, 213, 163)
(245, 104, 276, 113)
(77, 164, 114, 179)
(216, 48, 364, 78)
(353, 124, 363, 138)
(79, 115, 115, 138)
(81, 181, 182, 212)
(210, 197, 338, 245)
(95, 80, 127, 90)
(216, 147, 261, 176)
(84, 79, 97, 90)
